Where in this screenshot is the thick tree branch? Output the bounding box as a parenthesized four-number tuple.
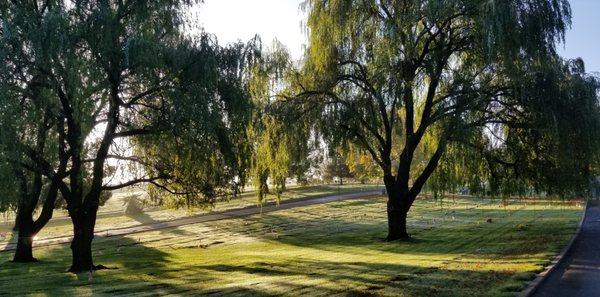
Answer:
(101, 176, 168, 191)
(407, 139, 447, 208)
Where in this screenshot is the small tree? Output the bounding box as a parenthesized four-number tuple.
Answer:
(346, 146, 381, 184)
(248, 41, 314, 202)
(323, 153, 353, 185)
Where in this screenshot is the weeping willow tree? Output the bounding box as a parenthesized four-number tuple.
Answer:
(508, 59, 600, 197)
(288, 0, 577, 240)
(133, 35, 258, 209)
(0, 76, 64, 263)
(248, 41, 314, 203)
(0, 1, 77, 262)
(0, 0, 260, 272)
(429, 58, 600, 200)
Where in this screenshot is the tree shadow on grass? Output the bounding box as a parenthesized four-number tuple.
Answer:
(125, 209, 157, 226)
(238, 198, 581, 261)
(122, 208, 199, 238)
(0, 231, 285, 296)
(198, 259, 528, 297)
(0, 234, 191, 296)
(0, 241, 537, 297)
(0, 197, 579, 296)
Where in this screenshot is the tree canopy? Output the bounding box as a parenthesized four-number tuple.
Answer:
(1, 0, 599, 274)
(247, 41, 316, 202)
(0, 0, 258, 271)
(284, 0, 594, 240)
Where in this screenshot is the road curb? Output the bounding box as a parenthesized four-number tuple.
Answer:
(517, 201, 589, 297)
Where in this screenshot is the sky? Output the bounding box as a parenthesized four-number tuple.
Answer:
(194, 0, 307, 60)
(558, 0, 600, 74)
(196, 0, 599, 73)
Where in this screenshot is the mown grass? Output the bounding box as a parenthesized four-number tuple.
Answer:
(0, 195, 582, 296)
(0, 184, 380, 244)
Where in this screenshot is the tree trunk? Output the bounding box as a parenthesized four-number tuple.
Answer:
(384, 175, 410, 241)
(13, 231, 35, 262)
(12, 182, 60, 263)
(12, 210, 22, 231)
(386, 200, 409, 241)
(68, 211, 96, 273)
(12, 214, 36, 262)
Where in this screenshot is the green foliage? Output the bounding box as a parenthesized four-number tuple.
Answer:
(428, 58, 600, 198)
(0, 0, 256, 211)
(247, 41, 316, 203)
(249, 115, 292, 201)
(0, 2, 67, 213)
(134, 35, 256, 208)
(292, 0, 592, 203)
(322, 152, 353, 184)
(491, 59, 600, 197)
(0, 0, 262, 268)
(346, 146, 382, 184)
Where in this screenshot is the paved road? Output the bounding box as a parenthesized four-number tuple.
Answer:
(532, 201, 600, 297)
(1, 189, 382, 252)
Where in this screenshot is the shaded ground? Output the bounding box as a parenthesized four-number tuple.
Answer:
(1, 190, 382, 251)
(0, 196, 582, 296)
(0, 184, 381, 248)
(532, 201, 600, 297)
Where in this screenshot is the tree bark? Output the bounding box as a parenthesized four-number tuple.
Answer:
(68, 209, 97, 273)
(13, 234, 36, 262)
(386, 202, 409, 241)
(68, 207, 102, 273)
(384, 175, 410, 241)
(12, 212, 36, 262)
(12, 181, 60, 263)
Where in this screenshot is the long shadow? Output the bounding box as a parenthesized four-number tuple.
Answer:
(0, 234, 167, 294)
(124, 197, 197, 238)
(0, 235, 383, 296)
(236, 197, 581, 259)
(0, 233, 268, 296)
(0, 239, 530, 296)
(0, 244, 530, 296)
(198, 259, 527, 296)
(0, 197, 580, 296)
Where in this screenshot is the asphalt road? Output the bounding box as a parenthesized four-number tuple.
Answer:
(532, 201, 600, 297)
(1, 189, 382, 252)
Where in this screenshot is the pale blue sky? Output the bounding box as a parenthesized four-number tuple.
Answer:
(197, 0, 598, 73)
(559, 0, 600, 74)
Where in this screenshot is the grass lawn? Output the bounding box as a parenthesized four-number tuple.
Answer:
(0, 195, 582, 296)
(0, 184, 381, 244)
